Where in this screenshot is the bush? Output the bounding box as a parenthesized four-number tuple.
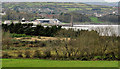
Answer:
(17, 52, 23, 58)
(44, 50, 51, 58)
(2, 31, 12, 50)
(33, 50, 41, 58)
(39, 42, 46, 47)
(81, 57, 88, 61)
(2, 53, 12, 58)
(2, 45, 10, 50)
(11, 33, 31, 38)
(25, 51, 31, 58)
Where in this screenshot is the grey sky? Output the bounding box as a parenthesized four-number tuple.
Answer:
(1, 0, 120, 2)
(1, 0, 106, 2)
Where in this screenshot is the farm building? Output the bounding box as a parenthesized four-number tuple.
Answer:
(21, 18, 62, 25)
(36, 19, 61, 24)
(4, 18, 62, 26)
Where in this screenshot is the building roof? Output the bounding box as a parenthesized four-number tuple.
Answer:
(36, 19, 58, 20)
(22, 18, 25, 20)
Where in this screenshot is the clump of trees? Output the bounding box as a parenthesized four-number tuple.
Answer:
(2, 53, 12, 58)
(2, 9, 43, 21)
(2, 23, 62, 37)
(58, 12, 91, 23)
(98, 14, 118, 23)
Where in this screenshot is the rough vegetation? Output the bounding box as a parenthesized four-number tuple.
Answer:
(2, 24, 119, 61)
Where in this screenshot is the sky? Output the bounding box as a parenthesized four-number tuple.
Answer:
(1, 0, 120, 2)
(105, 0, 119, 2)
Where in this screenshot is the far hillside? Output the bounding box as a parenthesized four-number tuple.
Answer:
(2, 2, 118, 24)
(2, 2, 116, 14)
(83, 2, 118, 7)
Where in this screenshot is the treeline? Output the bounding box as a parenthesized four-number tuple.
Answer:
(98, 14, 118, 23)
(2, 29, 120, 60)
(2, 9, 43, 21)
(2, 9, 91, 23)
(58, 12, 91, 23)
(3, 9, 118, 24)
(2, 23, 61, 37)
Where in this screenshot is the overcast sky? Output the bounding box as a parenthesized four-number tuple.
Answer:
(1, 0, 120, 2)
(105, 0, 119, 2)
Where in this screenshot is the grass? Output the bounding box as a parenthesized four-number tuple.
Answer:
(67, 8, 82, 11)
(90, 17, 103, 23)
(62, 22, 69, 24)
(2, 59, 118, 67)
(11, 33, 32, 38)
(86, 8, 92, 10)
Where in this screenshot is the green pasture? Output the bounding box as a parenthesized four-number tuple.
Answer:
(90, 17, 103, 23)
(67, 8, 82, 11)
(2, 59, 118, 67)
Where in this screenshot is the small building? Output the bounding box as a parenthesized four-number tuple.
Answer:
(21, 18, 25, 22)
(36, 19, 61, 24)
(21, 18, 34, 24)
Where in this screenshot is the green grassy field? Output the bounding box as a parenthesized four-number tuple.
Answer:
(2, 59, 118, 67)
(90, 17, 103, 23)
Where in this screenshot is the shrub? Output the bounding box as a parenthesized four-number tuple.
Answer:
(2, 53, 12, 58)
(38, 36, 41, 39)
(35, 42, 46, 47)
(11, 33, 31, 38)
(2, 31, 12, 50)
(44, 50, 51, 58)
(81, 57, 88, 61)
(2, 45, 10, 50)
(33, 50, 41, 58)
(17, 52, 23, 58)
(25, 51, 31, 58)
